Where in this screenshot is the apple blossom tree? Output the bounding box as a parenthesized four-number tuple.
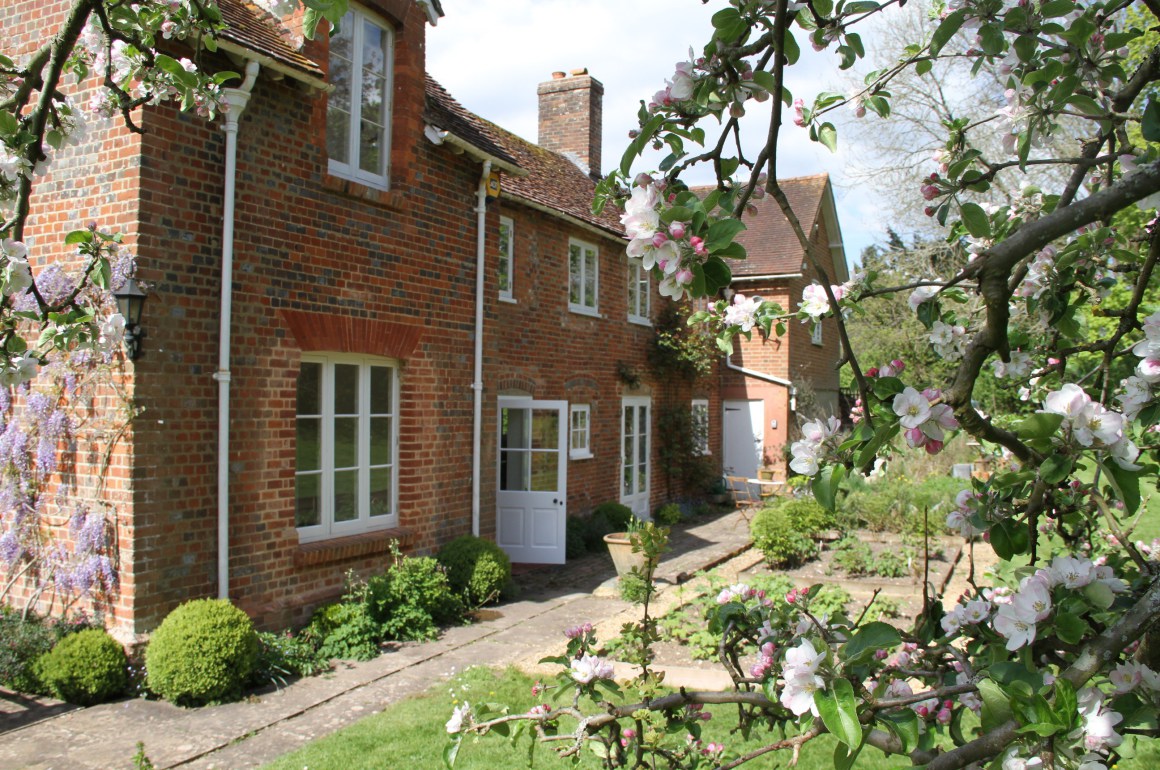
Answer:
(449, 1, 1160, 769)
(4, 0, 1160, 767)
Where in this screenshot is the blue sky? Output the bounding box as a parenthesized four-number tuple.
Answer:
(426, 0, 896, 263)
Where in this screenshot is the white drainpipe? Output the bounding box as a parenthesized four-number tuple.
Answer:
(471, 161, 492, 536)
(216, 60, 260, 599)
(724, 354, 797, 412)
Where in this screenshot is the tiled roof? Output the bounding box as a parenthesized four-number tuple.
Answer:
(692, 174, 831, 277)
(487, 121, 624, 237)
(217, 0, 324, 79)
(424, 79, 623, 238)
(423, 77, 521, 171)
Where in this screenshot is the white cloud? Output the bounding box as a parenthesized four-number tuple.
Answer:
(427, 1, 895, 260)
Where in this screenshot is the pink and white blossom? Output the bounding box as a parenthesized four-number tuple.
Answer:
(571, 653, 614, 684)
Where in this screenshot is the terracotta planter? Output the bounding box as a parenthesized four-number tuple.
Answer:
(603, 532, 655, 577)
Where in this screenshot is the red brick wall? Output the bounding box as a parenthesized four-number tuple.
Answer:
(722, 206, 845, 477)
(3, 0, 721, 636)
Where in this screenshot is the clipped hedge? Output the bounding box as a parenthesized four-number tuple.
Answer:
(36, 628, 128, 706)
(145, 598, 258, 706)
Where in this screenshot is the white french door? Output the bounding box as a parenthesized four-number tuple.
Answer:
(495, 398, 567, 564)
(620, 396, 651, 521)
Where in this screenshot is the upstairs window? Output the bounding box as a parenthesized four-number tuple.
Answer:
(498, 216, 514, 300)
(296, 354, 398, 541)
(811, 321, 823, 346)
(327, 7, 393, 188)
(568, 239, 599, 315)
(628, 262, 651, 325)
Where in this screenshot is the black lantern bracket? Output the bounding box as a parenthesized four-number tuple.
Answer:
(113, 276, 148, 361)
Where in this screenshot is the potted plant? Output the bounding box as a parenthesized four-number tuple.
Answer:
(603, 519, 667, 578)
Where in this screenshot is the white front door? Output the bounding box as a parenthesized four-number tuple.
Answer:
(496, 398, 567, 564)
(723, 399, 764, 478)
(620, 396, 651, 521)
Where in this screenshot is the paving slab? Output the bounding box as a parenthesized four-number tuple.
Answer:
(0, 509, 754, 770)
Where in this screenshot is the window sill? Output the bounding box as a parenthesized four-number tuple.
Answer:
(569, 451, 594, 461)
(322, 173, 405, 211)
(628, 316, 652, 327)
(568, 306, 601, 318)
(294, 526, 413, 567)
(499, 295, 518, 304)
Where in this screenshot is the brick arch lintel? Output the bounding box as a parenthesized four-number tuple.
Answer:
(280, 309, 424, 360)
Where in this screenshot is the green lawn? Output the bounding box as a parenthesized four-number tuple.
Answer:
(260, 666, 1159, 770)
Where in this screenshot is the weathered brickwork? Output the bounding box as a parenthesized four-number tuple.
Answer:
(723, 216, 844, 477)
(4, 0, 721, 637)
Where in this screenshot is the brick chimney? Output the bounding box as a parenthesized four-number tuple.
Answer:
(537, 68, 604, 178)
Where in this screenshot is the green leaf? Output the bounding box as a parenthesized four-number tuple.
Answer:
(443, 737, 461, 769)
(817, 122, 838, 153)
(1013, 413, 1064, 440)
(989, 518, 1029, 560)
(750, 70, 777, 94)
(1101, 459, 1141, 515)
(854, 423, 899, 469)
(915, 58, 932, 76)
(842, 622, 901, 663)
(783, 28, 801, 66)
(702, 257, 733, 294)
(930, 10, 966, 56)
(1040, 0, 1075, 17)
(959, 202, 991, 239)
(1053, 678, 1077, 730)
(64, 229, 93, 245)
(812, 464, 845, 512)
(620, 114, 665, 177)
(1016, 722, 1062, 737)
(1083, 580, 1115, 611)
(978, 679, 1014, 733)
(835, 738, 863, 770)
(1039, 455, 1072, 485)
(705, 218, 747, 253)
(878, 710, 919, 754)
(0, 110, 18, 136)
(814, 678, 862, 750)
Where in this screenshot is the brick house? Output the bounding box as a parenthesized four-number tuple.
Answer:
(712, 175, 850, 481)
(5, 0, 737, 639)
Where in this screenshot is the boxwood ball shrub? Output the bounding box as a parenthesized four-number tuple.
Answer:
(776, 498, 835, 537)
(750, 506, 818, 568)
(590, 501, 634, 535)
(145, 598, 259, 706)
(36, 628, 128, 706)
(438, 535, 512, 607)
(654, 503, 683, 526)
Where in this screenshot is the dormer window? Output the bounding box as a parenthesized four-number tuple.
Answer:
(327, 7, 393, 188)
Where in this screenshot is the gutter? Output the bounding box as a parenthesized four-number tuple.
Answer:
(724, 354, 797, 412)
(501, 191, 621, 243)
(215, 39, 330, 93)
(424, 125, 524, 176)
(730, 272, 802, 283)
(215, 59, 260, 600)
(471, 161, 492, 537)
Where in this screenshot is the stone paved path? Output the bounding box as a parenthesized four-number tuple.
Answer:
(0, 509, 754, 770)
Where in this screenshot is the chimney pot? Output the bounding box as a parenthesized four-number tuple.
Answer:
(537, 71, 604, 178)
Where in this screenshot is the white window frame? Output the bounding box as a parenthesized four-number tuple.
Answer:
(811, 321, 823, 346)
(627, 261, 651, 325)
(327, 6, 394, 189)
(691, 398, 710, 455)
(295, 353, 399, 543)
(498, 216, 515, 302)
(569, 404, 593, 459)
(568, 238, 599, 315)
